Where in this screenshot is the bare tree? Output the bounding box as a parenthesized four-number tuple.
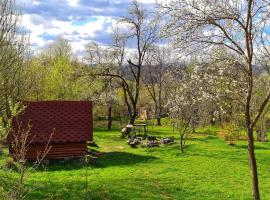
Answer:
(99, 78, 119, 131)
(99, 0, 160, 125)
(7, 122, 53, 200)
(161, 1, 270, 199)
(85, 41, 103, 66)
(84, 0, 161, 126)
(142, 45, 175, 125)
(48, 35, 72, 59)
(0, 102, 53, 199)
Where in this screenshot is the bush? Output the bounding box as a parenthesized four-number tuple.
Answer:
(220, 123, 240, 145)
(160, 117, 173, 126)
(2, 157, 18, 171)
(0, 187, 8, 199)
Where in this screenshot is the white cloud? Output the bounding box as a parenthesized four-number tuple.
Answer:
(22, 12, 114, 54)
(66, 0, 79, 7)
(21, 0, 166, 56)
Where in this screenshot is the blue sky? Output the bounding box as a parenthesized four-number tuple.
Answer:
(20, 0, 157, 56)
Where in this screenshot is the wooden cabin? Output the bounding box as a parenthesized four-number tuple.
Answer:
(8, 101, 93, 160)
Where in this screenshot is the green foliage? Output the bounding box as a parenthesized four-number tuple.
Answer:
(196, 125, 220, 136)
(220, 123, 240, 144)
(25, 54, 105, 101)
(44, 57, 74, 99)
(0, 186, 8, 199)
(0, 100, 25, 143)
(157, 117, 173, 126)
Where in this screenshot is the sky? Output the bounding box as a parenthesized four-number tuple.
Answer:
(19, 0, 159, 56)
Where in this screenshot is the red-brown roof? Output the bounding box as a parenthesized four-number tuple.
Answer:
(9, 101, 93, 144)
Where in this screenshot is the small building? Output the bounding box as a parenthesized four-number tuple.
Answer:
(8, 101, 93, 160)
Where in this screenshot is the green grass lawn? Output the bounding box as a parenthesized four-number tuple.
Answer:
(1, 124, 270, 199)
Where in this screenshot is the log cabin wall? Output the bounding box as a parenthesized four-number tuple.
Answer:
(23, 142, 87, 160)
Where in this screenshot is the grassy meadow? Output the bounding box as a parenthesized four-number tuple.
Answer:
(1, 122, 270, 199)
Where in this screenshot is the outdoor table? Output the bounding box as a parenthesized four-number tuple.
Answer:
(133, 124, 148, 136)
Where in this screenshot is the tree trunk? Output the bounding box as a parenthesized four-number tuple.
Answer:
(129, 112, 136, 125)
(155, 104, 162, 126)
(191, 119, 196, 133)
(156, 116, 162, 126)
(192, 125, 196, 133)
(118, 112, 122, 125)
(126, 112, 137, 135)
(180, 135, 184, 154)
(107, 106, 112, 131)
(247, 127, 260, 200)
(19, 162, 25, 199)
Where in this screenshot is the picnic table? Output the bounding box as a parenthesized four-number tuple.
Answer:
(127, 123, 148, 137)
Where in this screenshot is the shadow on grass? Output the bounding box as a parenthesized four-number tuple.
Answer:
(234, 144, 270, 150)
(94, 127, 121, 132)
(190, 135, 218, 143)
(95, 152, 158, 168)
(33, 152, 158, 171)
(33, 159, 86, 172)
(169, 143, 194, 151)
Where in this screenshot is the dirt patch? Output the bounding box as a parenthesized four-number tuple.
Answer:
(115, 146, 124, 150)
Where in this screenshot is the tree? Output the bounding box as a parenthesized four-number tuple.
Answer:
(253, 73, 270, 142)
(44, 56, 74, 99)
(96, 0, 160, 125)
(191, 49, 247, 127)
(85, 41, 104, 66)
(161, 1, 270, 199)
(23, 56, 49, 101)
(99, 79, 119, 131)
(142, 45, 175, 125)
(0, 0, 28, 126)
(0, 100, 23, 143)
(48, 35, 72, 59)
(166, 67, 202, 153)
(26, 36, 103, 102)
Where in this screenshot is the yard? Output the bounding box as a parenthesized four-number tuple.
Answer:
(1, 124, 270, 199)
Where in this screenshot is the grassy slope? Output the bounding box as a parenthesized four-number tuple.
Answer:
(1, 124, 270, 199)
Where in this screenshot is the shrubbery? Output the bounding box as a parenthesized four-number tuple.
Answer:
(2, 157, 19, 171)
(220, 123, 240, 145)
